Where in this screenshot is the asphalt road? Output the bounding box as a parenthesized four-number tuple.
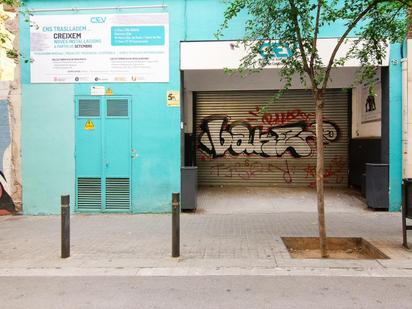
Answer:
(1, 275, 412, 309)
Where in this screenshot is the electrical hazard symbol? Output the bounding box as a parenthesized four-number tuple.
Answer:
(84, 119, 95, 131)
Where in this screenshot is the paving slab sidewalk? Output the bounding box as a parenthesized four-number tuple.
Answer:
(0, 209, 411, 277)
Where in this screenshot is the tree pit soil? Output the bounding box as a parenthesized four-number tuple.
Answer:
(282, 237, 389, 260)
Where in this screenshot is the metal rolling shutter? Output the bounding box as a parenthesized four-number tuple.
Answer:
(195, 89, 349, 187)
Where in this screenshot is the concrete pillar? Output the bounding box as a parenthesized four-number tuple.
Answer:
(389, 44, 403, 212)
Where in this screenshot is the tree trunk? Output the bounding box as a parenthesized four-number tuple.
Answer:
(315, 94, 328, 258)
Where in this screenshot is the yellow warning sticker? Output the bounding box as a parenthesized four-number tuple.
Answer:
(84, 119, 95, 131)
(105, 88, 113, 96)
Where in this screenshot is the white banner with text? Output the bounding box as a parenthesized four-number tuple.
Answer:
(30, 13, 169, 83)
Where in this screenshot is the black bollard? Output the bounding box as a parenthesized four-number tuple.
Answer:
(403, 182, 408, 249)
(172, 193, 180, 257)
(61, 195, 70, 258)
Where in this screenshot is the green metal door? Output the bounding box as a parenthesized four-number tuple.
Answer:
(75, 96, 132, 212)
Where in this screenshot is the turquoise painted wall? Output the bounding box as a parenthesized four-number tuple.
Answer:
(21, 84, 75, 215)
(21, 0, 183, 214)
(389, 44, 403, 212)
(21, 0, 403, 214)
(185, 0, 357, 40)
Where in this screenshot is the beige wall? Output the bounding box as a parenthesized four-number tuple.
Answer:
(0, 4, 16, 81)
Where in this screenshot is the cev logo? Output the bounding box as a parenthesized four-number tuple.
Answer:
(259, 42, 294, 59)
(90, 17, 107, 23)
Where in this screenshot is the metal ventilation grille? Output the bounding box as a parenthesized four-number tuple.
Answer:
(77, 178, 102, 210)
(107, 99, 128, 117)
(105, 178, 130, 210)
(79, 99, 100, 117)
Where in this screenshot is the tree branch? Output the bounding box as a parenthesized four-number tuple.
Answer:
(288, 0, 314, 86)
(310, 0, 322, 74)
(397, 0, 412, 7)
(322, 0, 382, 90)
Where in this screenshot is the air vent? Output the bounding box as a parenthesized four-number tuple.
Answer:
(79, 99, 100, 117)
(107, 99, 128, 117)
(105, 178, 130, 210)
(77, 178, 101, 210)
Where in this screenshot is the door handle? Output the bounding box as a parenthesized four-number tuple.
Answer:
(131, 148, 138, 159)
(105, 160, 110, 167)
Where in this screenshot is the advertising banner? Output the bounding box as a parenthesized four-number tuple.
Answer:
(30, 13, 169, 83)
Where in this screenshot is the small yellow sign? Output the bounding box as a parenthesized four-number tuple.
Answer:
(105, 88, 113, 96)
(84, 119, 95, 131)
(167, 90, 180, 107)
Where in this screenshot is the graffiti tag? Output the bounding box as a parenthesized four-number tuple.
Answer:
(209, 159, 293, 182)
(247, 106, 316, 127)
(199, 115, 339, 159)
(305, 156, 347, 188)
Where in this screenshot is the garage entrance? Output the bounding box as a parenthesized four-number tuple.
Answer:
(180, 41, 389, 212)
(194, 89, 349, 188)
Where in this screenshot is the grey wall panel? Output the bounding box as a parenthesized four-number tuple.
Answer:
(195, 89, 349, 187)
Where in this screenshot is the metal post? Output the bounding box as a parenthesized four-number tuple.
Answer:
(172, 193, 180, 257)
(61, 195, 70, 258)
(403, 182, 409, 249)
